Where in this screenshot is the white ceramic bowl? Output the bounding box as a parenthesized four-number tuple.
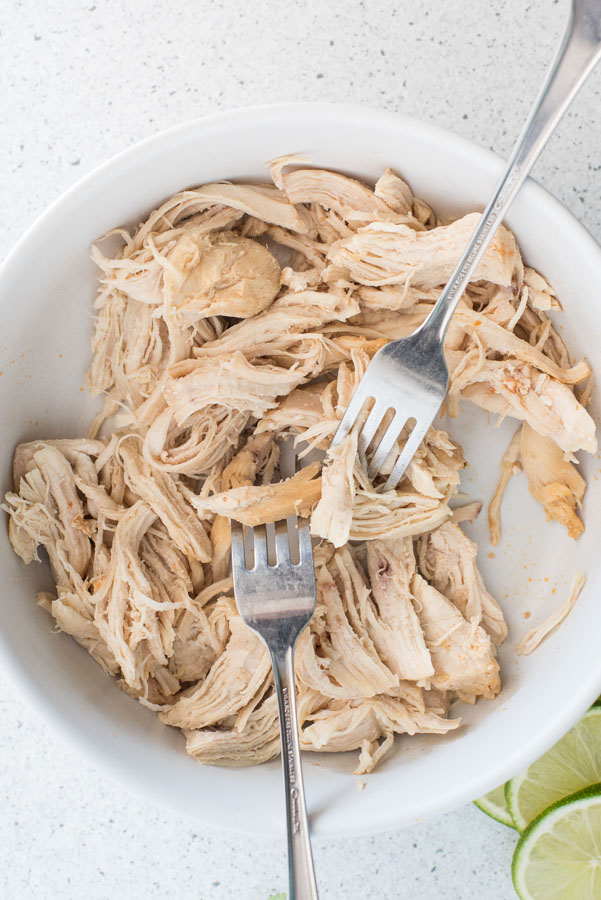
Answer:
(1, 104, 601, 837)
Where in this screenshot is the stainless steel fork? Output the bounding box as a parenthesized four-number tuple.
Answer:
(332, 0, 601, 491)
(231, 513, 318, 900)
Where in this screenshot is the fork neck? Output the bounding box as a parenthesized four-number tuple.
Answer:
(421, 0, 601, 346)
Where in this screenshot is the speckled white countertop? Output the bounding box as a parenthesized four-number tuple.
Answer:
(1, 1, 601, 898)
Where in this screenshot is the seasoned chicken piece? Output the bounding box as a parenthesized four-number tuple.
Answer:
(411, 573, 500, 700)
(206, 433, 280, 579)
(51, 590, 120, 676)
(194, 289, 359, 358)
(258, 352, 368, 450)
(276, 167, 404, 225)
(310, 431, 358, 547)
(205, 431, 280, 576)
(209, 515, 231, 582)
(90, 284, 185, 412)
(417, 522, 507, 645)
(402, 427, 465, 498)
(31, 446, 92, 576)
(349, 483, 453, 541)
(256, 382, 326, 436)
(121, 659, 181, 707)
(220, 432, 279, 490)
(180, 182, 309, 232)
(163, 230, 281, 321)
(366, 539, 434, 681)
(451, 501, 483, 526)
(520, 422, 586, 539)
(143, 405, 250, 475)
(453, 306, 589, 385)
(374, 168, 414, 215)
(92, 501, 188, 689)
(280, 264, 323, 292)
(516, 571, 585, 655)
(265, 220, 326, 263)
(4, 445, 92, 583)
(327, 214, 522, 288)
(93, 209, 247, 305)
(163, 352, 312, 423)
(356, 283, 440, 311)
(169, 602, 230, 685)
(457, 360, 597, 454)
(88, 186, 306, 406)
(295, 559, 398, 700)
(301, 695, 459, 774)
(116, 299, 170, 407)
(143, 349, 318, 476)
(123, 183, 307, 256)
(184, 694, 281, 766)
(87, 290, 127, 395)
(138, 529, 195, 621)
(11, 438, 105, 485)
(523, 267, 561, 311)
(120, 438, 212, 561)
(190, 462, 322, 526)
(161, 609, 271, 729)
(488, 426, 523, 545)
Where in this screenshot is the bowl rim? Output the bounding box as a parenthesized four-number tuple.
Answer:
(2, 101, 601, 836)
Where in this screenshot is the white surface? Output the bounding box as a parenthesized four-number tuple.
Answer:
(1, 1, 601, 897)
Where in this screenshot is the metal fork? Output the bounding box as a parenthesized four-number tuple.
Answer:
(231, 511, 318, 900)
(332, 0, 601, 491)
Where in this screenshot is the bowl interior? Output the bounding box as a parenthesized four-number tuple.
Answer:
(1, 104, 600, 836)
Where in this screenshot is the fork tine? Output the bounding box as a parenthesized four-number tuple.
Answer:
(331, 385, 371, 447)
(368, 411, 408, 477)
(253, 524, 269, 568)
(382, 421, 428, 491)
(230, 520, 247, 570)
(274, 520, 291, 564)
(357, 400, 387, 456)
(297, 518, 313, 564)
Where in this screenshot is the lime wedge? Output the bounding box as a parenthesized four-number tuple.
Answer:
(512, 784, 601, 900)
(506, 707, 601, 831)
(474, 784, 515, 828)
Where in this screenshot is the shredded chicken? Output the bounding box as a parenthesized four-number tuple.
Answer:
(516, 572, 586, 655)
(487, 422, 586, 543)
(488, 426, 523, 546)
(417, 522, 508, 645)
(3, 161, 595, 772)
(520, 423, 586, 539)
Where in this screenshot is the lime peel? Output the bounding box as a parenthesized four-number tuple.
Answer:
(512, 783, 601, 900)
(506, 707, 601, 832)
(474, 784, 515, 828)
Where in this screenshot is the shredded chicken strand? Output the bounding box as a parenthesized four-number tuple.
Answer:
(516, 572, 586, 655)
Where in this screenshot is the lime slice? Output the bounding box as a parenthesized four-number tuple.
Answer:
(474, 783, 515, 828)
(506, 707, 601, 831)
(512, 784, 601, 900)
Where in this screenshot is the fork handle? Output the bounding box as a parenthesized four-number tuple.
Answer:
(423, 0, 601, 344)
(271, 646, 319, 900)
